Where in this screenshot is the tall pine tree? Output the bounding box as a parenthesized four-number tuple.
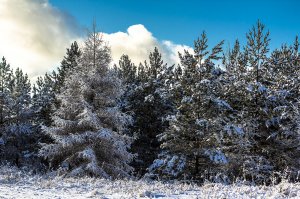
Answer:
(149, 33, 232, 182)
(39, 23, 134, 178)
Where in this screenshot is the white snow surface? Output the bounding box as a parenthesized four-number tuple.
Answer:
(0, 166, 300, 199)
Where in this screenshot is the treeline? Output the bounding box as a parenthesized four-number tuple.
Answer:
(0, 21, 299, 184)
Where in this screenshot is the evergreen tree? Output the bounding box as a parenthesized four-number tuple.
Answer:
(0, 57, 14, 163)
(221, 22, 300, 184)
(32, 73, 56, 126)
(117, 54, 137, 84)
(264, 40, 300, 182)
(119, 48, 172, 177)
(11, 68, 31, 121)
(4, 68, 34, 166)
(0, 61, 38, 167)
(115, 54, 137, 138)
(0, 57, 13, 129)
(221, 40, 251, 181)
(32, 42, 81, 127)
(55, 41, 81, 93)
(39, 23, 134, 178)
(238, 21, 276, 183)
(149, 33, 231, 182)
(137, 63, 148, 83)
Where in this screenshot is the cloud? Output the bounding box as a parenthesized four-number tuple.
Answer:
(0, 0, 192, 81)
(0, 0, 80, 80)
(102, 24, 193, 66)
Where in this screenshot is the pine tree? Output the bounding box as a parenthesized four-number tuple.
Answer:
(265, 40, 300, 182)
(0, 57, 13, 127)
(221, 40, 251, 181)
(137, 63, 148, 83)
(39, 23, 134, 178)
(32, 73, 56, 126)
(115, 55, 137, 137)
(149, 33, 231, 182)
(11, 68, 31, 122)
(119, 48, 173, 177)
(0, 57, 14, 163)
(236, 21, 276, 183)
(55, 41, 82, 93)
(220, 22, 300, 184)
(117, 54, 137, 84)
(32, 42, 81, 127)
(149, 47, 164, 78)
(4, 68, 34, 166)
(0, 62, 39, 167)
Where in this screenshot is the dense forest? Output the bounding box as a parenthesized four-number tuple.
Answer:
(0, 21, 299, 185)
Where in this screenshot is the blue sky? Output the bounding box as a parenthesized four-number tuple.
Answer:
(50, 0, 300, 49)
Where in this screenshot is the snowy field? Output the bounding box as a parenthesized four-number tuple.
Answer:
(0, 166, 299, 199)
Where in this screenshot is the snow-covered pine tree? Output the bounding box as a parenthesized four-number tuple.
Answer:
(238, 21, 277, 183)
(224, 21, 300, 184)
(115, 54, 137, 140)
(32, 42, 81, 127)
(39, 22, 134, 178)
(55, 41, 81, 93)
(221, 39, 253, 181)
(3, 68, 35, 166)
(0, 57, 14, 163)
(264, 38, 300, 182)
(0, 62, 38, 167)
(137, 62, 148, 83)
(124, 47, 173, 177)
(32, 73, 56, 126)
(117, 54, 137, 85)
(0, 57, 13, 133)
(10, 68, 31, 122)
(31, 43, 82, 169)
(149, 33, 231, 182)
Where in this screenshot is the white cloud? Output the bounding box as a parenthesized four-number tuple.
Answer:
(0, 0, 192, 81)
(0, 0, 80, 80)
(161, 40, 194, 66)
(102, 24, 193, 66)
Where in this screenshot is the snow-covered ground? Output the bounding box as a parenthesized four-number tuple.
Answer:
(0, 166, 299, 199)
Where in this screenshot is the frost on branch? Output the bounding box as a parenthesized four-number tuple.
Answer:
(39, 26, 134, 179)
